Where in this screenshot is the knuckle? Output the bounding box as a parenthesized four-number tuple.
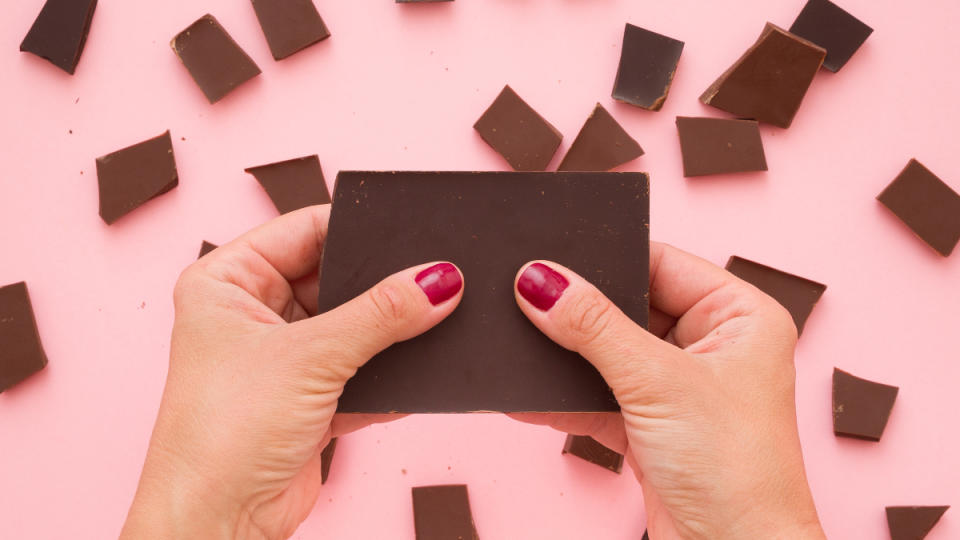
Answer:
(172, 267, 200, 308)
(563, 289, 615, 347)
(367, 284, 408, 327)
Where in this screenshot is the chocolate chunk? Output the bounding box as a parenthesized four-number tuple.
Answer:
(171, 14, 261, 104)
(251, 0, 330, 60)
(886, 506, 949, 540)
(318, 172, 648, 413)
(412, 485, 479, 540)
(198, 241, 218, 258)
(96, 131, 178, 225)
(19, 0, 97, 75)
(0, 282, 48, 393)
(675, 117, 767, 177)
(641, 532, 649, 540)
(725, 256, 825, 336)
(612, 23, 684, 111)
(562, 435, 624, 474)
(700, 23, 825, 128)
(557, 103, 644, 172)
(832, 368, 898, 441)
(320, 437, 337, 484)
(789, 0, 872, 72)
(474, 86, 563, 171)
(876, 159, 960, 257)
(245, 155, 330, 214)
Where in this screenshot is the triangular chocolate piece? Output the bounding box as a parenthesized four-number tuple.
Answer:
(245, 155, 330, 214)
(19, 0, 98, 75)
(320, 437, 337, 484)
(197, 241, 218, 259)
(96, 131, 179, 225)
(562, 434, 624, 473)
(886, 506, 949, 540)
(832, 368, 898, 441)
(0, 282, 48, 393)
(558, 103, 643, 172)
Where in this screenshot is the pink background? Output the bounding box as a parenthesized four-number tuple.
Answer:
(2, 0, 958, 538)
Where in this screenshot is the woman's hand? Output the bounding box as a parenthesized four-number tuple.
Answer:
(120, 205, 464, 540)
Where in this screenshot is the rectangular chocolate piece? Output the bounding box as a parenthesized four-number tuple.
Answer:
(562, 434, 624, 473)
(96, 131, 179, 225)
(1, 282, 48, 393)
(725, 256, 825, 336)
(789, 0, 872, 72)
(558, 103, 644, 172)
(251, 0, 330, 60)
(171, 14, 261, 104)
(474, 85, 563, 171)
(877, 159, 960, 257)
(612, 23, 684, 111)
(412, 485, 479, 540)
(832, 368, 898, 441)
(198, 241, 218, 258)
(317, 172, 649, 413)
(245, 155, 330, 214)
(676, 116, 766, 177)
(19, 0, 97, 75)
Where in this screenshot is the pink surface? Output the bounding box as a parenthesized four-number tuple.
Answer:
(1, 0, 958, 538)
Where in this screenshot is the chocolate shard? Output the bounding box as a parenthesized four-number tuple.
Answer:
(245, 155, 330, 214)
(320, 437, 337, 484)
(877, 159, 960, 257)
(562, 435, 624, 474)
(198, 241, 218, 259)
(725, 256, 825, 336)
(675, 116, 767, 177)
(474, 85, 563, 171)
(0, 282, 49, 393)
(700, 23, 825, 128)
(789, 0, 872, 72)
(612, 23, 684, 111)
(171, 14, 261, 104)
(557, 103, 644, 172)
(251, 0, 330, 60)
(641, 532, 649, 540)
(19, 0, 97, 75)
(832, 368, 898, 441)
(412, 485, 479, 540)
(886, 506, 949, 540)
(96, 131, 179, 225)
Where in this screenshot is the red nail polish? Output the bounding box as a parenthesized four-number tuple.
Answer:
(517, 263, 569, 311)
(416, 263, 463, 306)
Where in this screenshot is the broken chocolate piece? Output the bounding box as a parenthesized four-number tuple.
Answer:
(789, 0, 872, 72)
(96, 131, 178, 225)
(557, 103, 644, 172)
(675, 116, 767, 177)
(876, 159, 960, 257)
(245, 155, 330, 214)
(886, 506, 949, 540)
(320, 437, 337, 484)
(562, 435, 624, 474)
(318, 172, 648, 413)
(641, 531, 649, 540)
(198, 241, 218, 258)
(832, 368, 898, 441)
(725, 256, 825, 335)
(700, 23, 825, 128)
(612, 23, 684, 111)
(251, 0, 330, 60)
(19, 0, 97, 75)
(412, 485, 479, 540)
(171, 14, 261, 104)
(474, 86, 563, 171)
(0, 282, 48, 393)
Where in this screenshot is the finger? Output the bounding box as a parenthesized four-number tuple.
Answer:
(649, 242, 737, 319)
(506, 413, 628, 454)
(223, 205, 329, 282)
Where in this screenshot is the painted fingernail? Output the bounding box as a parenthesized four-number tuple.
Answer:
(415, 263, 463, 306)
(517, 263, 569, 311)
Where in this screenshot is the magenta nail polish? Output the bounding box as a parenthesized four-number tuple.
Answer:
(416, 263, 463, 306)
(517, 263, 569, 311)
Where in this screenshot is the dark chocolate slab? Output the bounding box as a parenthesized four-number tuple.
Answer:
(412, 485, 479, 540)
(789, 0, 872, 72)
(612, 23, 684, 111)
(700, 23, 825, 128)
(0, 282, 48, 393)
(725, 256, 825, 336)
(317, 172, 649, 413)
(877, 159, 960, 257)
(320, 437, 337, 484)
(251, 0, 330, 60)
(562, 434, 624, 473)
(474, 86, 563, 171)
(19, 0, 97, 75)
(198, 241, 218, 258)
(557, 103, 644, 172)
(675, 116, 766, 177)
(245, 155, 330, 214)
(832, 368, 898, 441)
(96, 131, 178, 225)
(171, 14, 261, 104)
(886, 506, 949, 540)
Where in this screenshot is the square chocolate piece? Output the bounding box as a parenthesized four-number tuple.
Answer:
(19, 0, 97, 75)
(612, 23, 684, 111)
(171, 14, 261, 104)
(789, 0, 872, 72)
(562, 434, 624, 473)
(886, 506, 950, 540)
(251, 0, 330, 60)
(675, 116, 767, 177)
(411, 485, 479, 540)
(832, 368, 898, 441)
(317, 172, 649, 413)
(876, 159, 960, 257)
(1, 282, 48, 393)
(725, 256, 825, 336)
(557, 103, 644, 172)
(474, 85, 563, 171)
(96, 131, 179, 225)
(245, 155, 330, 214)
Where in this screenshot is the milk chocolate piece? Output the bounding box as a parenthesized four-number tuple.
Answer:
(251, 0, 330, 60)
(557, 103, 644, 172)
(562, 435, 624, 474)
(245, 155, 330, 214)
(474, 86, 563, 171)
(198, 241, 218, 258)
(886, 506, 949, 540)
(96, 131, 179, 225)
(19, 0, 97, 75)
(676, 117, 766, 177)
(320, 437, 337, 484)
(832, 368, 898, 441)
(612, 23, 684, 111)
(412, 485, 479, 540)
(789, 0, 872, 72)
(700, 23, 825, 128)
(877, 159, 960, 257)
(0, 282, 48, 393)
(318, 172, 648, 413)
(171, 14, 261, 104)
(725, 256, 825, 336)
